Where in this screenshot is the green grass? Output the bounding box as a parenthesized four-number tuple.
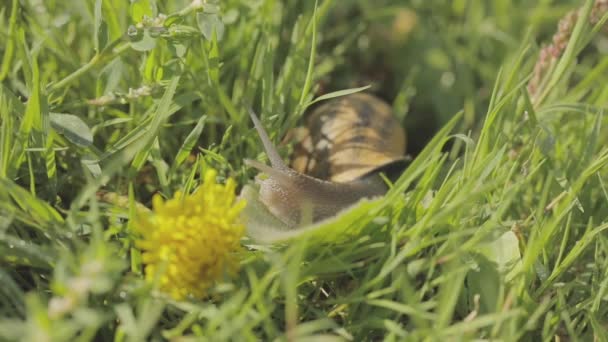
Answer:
(1, 0, 608, 340)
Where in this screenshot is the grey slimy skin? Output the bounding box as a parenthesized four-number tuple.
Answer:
(245, 109, 387, 228)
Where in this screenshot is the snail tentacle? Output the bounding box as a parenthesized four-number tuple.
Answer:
(247, 108, 288, 171)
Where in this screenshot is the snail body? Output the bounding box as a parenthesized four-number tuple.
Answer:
(245, 93, 406, 229)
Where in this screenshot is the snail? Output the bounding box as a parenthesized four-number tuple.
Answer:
(244, 92, 407, 229)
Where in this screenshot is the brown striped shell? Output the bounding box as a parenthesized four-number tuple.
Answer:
(289, 93, 407, 182)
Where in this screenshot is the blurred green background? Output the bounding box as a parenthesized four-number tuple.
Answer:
(1, 1, 607, 340)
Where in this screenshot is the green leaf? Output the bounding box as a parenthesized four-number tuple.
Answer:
(0, 268, 25, 317)
(197, 13, 225, 41)
(479, 231, 521, 273)
(0, 178, 64, 227)
(130, 0, 156, 23)
(0, 237, 53, 268)
(50, 113, 94, 147)
(172, 115, 206, 169)
(82, 154, 102, 178)
(44, 134, 56, 197)
(0, 0, 19, 81)
(464, 231, 521, 314)
(305, 85, 372, 107)
(223, 9, 239, 24)
(208, 31, 220, 84)
(130, 30, 157, 52)
(298, 1, 318, 106)
(101, 92, 197, 160)
(150, 137, 169, 191)
(537, 221, 608, 295)
(131, 76, 181, 171)
(168, 41, 188, 58)
(94, 0, 108, 52)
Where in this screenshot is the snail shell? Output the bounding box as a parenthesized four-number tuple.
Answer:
(288, 93, 406, 182)
(245, 93, 406, 229)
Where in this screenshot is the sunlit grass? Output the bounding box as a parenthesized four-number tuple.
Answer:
(0, 0, 607, 340)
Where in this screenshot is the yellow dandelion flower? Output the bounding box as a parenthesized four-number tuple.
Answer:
(134, 169, 246, 300)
